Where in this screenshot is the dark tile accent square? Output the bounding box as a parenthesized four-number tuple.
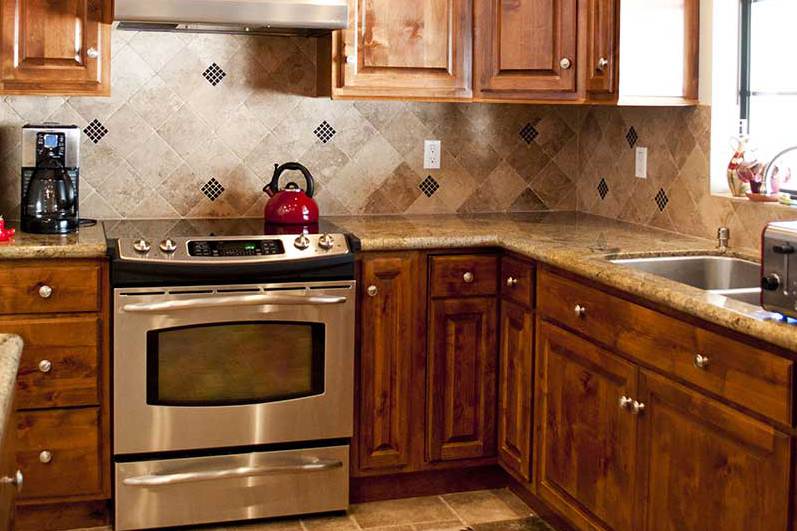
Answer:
(314, 121, 336, 144)
(202, 63, 226, 86)
(84, 119, 108, 144)
(419, 175, 440, 197)
(201, 178, 225, 201)
(626, 126, 639, 148)
(598, 178, 609, 200)
(655, 188, 669, 211)
(519, 123, 539, 144)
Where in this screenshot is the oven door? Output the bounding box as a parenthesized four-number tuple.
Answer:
(113, 281, 355, 455)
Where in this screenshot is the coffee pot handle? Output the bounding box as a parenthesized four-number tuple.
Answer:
(265, 162, 315, 198)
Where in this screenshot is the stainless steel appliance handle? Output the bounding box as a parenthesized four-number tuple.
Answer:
(122, 458, 343, 486)
(122, 293, 347, 313)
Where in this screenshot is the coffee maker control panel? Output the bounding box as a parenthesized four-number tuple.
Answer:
(36, 132, 67, 165)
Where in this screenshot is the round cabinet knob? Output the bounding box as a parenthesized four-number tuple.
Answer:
(133, 239, 151, 254)
(345, 55, 356, 65)
(367, 285, 378, 297)
(463, 272, 475, 284)
(597, 57, 610, 71)
(574, 304, 587, 318)
(39, 450, 52, 464)
(38, 359, 52, 373)
(86, 47, 99, 59)
(619, 395, 633, 409)
(38, 285, 53, 299)
(632, 401, 646, 415)
(0, 470, 23, 493)
(560, 57, 573, 70)
(294, 231, 311, 251)
(318, 234, 335, 250)
(159, 239, 177, 253)
(693, 354, 710, 369)
(506, 277, 519, 288)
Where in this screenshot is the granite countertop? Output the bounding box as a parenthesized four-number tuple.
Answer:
(0, 221, 107, 259)
(0, 335, 22, 446)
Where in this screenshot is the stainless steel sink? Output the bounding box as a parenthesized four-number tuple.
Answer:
(610, 255, 761, 304)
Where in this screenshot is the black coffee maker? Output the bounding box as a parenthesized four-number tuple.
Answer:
(21, 124, 80, 234)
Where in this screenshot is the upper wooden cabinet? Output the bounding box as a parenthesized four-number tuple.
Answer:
(585, 0, 618, 96)
(473, 0, 578, 100)
(0, 0, 112, 95)
(330, 0, 473, 100)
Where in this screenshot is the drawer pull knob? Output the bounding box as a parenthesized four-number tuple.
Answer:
(597, 57, 610, 71)
(86, 47, 99, 59)
(463, 272, 474, 283)
(506, 277, 518, 288)
(619, 396, 633, 410)
(38, 359, 52, 373)
(38, 285, 53, 299)
(367, 285, 378, 297)
(0, 470, 23, 493)
(632, 401, 646, 415)
(574, 304, 587, 318)
(560, 57, 573, 70)
(694, 354, 710, 369)
(39, 450, 52, 464)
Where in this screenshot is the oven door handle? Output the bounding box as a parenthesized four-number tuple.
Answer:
(121, 293, 347, 313)
(122, 458, 343, 487)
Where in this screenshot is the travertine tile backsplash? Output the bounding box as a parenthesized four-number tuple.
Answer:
(0, 28, 793, 251)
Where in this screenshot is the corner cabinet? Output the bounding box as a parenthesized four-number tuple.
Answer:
(0, 0, 112, 95)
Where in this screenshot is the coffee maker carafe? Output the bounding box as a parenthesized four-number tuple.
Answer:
(21, 124, 80, 234)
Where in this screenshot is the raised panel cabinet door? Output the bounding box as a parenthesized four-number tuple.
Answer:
(0, 396, 17, 529)
(357, 254, 420, 471)
(535, 321, 637, 531)
(332, 0, 473, 99)
(474, 0, 578, 98)
(636, 370, 790, 531)
(585, 0, 617, 95)
(427, 297, 497, 462)
(497, 300, 533, 481)
(1, 0, 112, 95)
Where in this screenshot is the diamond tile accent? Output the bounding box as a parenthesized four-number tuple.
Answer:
(84, 119, 108, 144)
(655, 188, 669, 211)
(519, 123, 539, 145)
(202, 63, 226, 86)
(598, 178, 609, 200)
(314, 121, 336, 144)
(419, 175, 440, 198)
(625, 126, 639, 148)
(201, 177, 225, 201)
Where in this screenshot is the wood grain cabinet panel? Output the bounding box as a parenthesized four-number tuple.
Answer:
(0, 263, 100, 315)
(430, 255, 498, 298)
(637, 370, 790, 531)
(0, 391, 17, 530)
(585, 0, 617, 95)
(500, 256, 534, 308)
(427, 297, 497, 462)
(535, 321, 638, 531)
(497, 300, 533, 481)
(474, 0, 578, 99)
(331, 0, 472, 99)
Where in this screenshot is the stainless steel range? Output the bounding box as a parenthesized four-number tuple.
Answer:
(107, 220, 357, 531)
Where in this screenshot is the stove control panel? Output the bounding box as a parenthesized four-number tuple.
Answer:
(188, 239, 285, 258)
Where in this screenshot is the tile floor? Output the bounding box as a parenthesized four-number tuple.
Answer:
(74, 489, 556, 531)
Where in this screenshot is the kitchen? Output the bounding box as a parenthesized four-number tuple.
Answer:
(0, 0, 796, 530)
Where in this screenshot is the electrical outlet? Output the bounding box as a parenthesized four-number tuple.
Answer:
(424, 140, 441, 170)
(635, 147, 648, 179)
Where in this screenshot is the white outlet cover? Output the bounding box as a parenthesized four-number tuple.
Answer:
(424, 140, 441, 170)
(635, 147, 648, 179)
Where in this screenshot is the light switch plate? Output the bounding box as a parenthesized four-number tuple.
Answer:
(635, 147, 648, 179)
(424, 140, 441, 170)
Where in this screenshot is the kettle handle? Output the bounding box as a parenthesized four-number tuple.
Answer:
(266, 162, 315, 198)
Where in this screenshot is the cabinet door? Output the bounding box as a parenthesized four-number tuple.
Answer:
(474, 0, 578, 98)
(332, 0, 472, 99)
(1, 0, 112, 95)
(428, 298, 497, 462)
(535, 321, 637, 531)
(0, 396, 17, 529)
(357, 254, 420, 472)
(585, 0, 617, 95)
(497, 300, 533, 481)
(636, 370, 790, 531)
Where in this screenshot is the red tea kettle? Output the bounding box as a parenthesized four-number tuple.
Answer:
(263, 162, 319, 225)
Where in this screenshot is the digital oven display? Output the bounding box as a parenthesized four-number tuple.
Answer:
(188, 239, 286, 258)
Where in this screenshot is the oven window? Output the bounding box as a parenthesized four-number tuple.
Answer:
(147, 321, 325, 407)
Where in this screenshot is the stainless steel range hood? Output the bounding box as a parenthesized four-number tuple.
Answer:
(115, 0, 348, 36)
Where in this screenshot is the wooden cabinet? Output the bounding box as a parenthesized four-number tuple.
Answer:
(330, 0, 473, 100)
(0, 0, 112, 95)
(427, 297, 497, 462)
(0, 380, 17, 530)
(585, 0, 618, 95)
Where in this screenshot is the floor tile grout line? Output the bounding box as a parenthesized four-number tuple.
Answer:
(437, 495, 468, 527)
(347, 512, 365, 530)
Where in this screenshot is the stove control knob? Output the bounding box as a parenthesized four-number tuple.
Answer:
(159, 239, 177, 253)
(133, 239, 151, 254)
(294, 231, 311, 251)
(318, 234, 335, 250)
(762, 274, 781, 291)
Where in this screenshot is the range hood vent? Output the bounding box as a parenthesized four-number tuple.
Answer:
(115, 0, 348, 36)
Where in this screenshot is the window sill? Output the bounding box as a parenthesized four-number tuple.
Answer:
(712, 191, 797, 210)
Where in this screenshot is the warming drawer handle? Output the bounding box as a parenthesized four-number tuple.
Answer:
(121, 458, 343, 487)
(122, 293, 347, 313)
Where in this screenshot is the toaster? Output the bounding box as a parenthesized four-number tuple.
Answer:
(761, 221, 797, 317)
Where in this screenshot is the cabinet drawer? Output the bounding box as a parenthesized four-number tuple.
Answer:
(501, 256, 534, 307)
(17, 408, 102, 500)
(0, 264, 100, 314)
(538, 269, 793, 424)
(430, 255, 498, 298)
(2, 316, 100, 409)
